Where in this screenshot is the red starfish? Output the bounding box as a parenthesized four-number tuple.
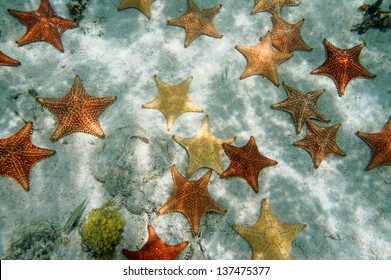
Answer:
(0, 50, 21, 66)
(294, 121, 346, 168)
(8, 0, 78, 52)
(311, 39, 376, 96)
(222, 136, 278, 193)
(122, 225, 189, 260)
(36, 75, 117, 141)
(357, 117, 391, 170)
(0, 122, 55, 191)
(157, 165, 226, 236)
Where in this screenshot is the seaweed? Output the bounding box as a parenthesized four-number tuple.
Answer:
(63, 198, 88, 234)
(67, 0, 89, 22)
(351, 0, 391, 34)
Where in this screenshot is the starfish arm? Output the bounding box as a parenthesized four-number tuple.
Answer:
(307, 89, 326, 105)
(366, 149, 391, 170)
(0, 51, 21, 66)
(84, 96, 117, 119)
(347, 43, 376, 79)
(198, 22, 223, 39)
(117, 0, 154, 18)
(187, 0, 200, 12)
(7, 10, 39, 30)
(281, 223, 307, 241)
(36, 97, 72, 118)
(8, 158, 30, 191)
(44, 23, 67, 51)
(292, 19, 312, 52)
(203, 4, 223, 21)
(38, 0, 54, 13)
(357, 130, 391, 170)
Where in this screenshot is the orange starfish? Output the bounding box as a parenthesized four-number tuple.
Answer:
(250, 0, 300, 15)
(357, 117, 391, 170)
(157, 165, 226, 236)
(271, 82, 330, 134)
(0, 122, 55, 191)
(0, 51, 21, 66)
(222, 136, 278, 193)
(294, 121, 346, 168)
(122, 225, 189, 260)
(311, 39, 376, 96)
(8, 0, 78, 52)
(270, 13, 312, 53)
(235, 32, 292, 86)
(167, 0, 223, 48)
(36, 75, 117, 141)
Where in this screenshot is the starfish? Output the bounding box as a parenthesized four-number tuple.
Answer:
(233, 198, 306, 260)
(36, 75, 117, 141)
(250, 0, 300, 15)
(270, 13, 312, 53)
(294, 121, 346, 168)
(8, 0, 78, 52)
(0, 122, 55, 191)
(117, 0, 156, 19)
(0, 51, 21, 66)
(271, 82, 330, 134)
(122, 225, 189, 260)
(157, 165, 226, 236)
(167, 0, 223, 48)
(222, 136, 278, 193)
(311, 39, 376, 96)
(235, 32, 292, 86)
(172, 115, 236, 176)
(142, 75, 203, 131)
(357, 117, 391, 170)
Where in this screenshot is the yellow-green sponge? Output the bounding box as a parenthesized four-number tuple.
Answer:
(81, 204, 125, 259)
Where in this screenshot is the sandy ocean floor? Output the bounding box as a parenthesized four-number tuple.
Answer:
(0, 0, 390, 260)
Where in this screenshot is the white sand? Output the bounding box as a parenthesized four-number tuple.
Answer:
(0, 0, 390, 259)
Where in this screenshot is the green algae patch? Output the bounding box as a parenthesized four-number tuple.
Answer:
(81, 202, 125, 259)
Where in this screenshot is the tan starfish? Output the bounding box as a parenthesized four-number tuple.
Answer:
(117, 0, 156, 19)
(235, 32, 292, 86)
(294, 121, 346, 168)
(0, 50, 21, 66)
(311, 39, 376, 96)
(357, 117, 391, 170)
(270, 13, 312, 53)
(36, 75, 117, 141)
(233, 198, 306, 260)
(122, 225, 189, 260)
(271, 82, 330, 134)
(167, 0, 223, 48)
(157, 165, 226, 236)
(222, 136, 278, 193)
(172, 115, 236, 176)
(250, 0, 300, 15)
(0, 122, 55, 191)
(8, 0, 78, 52)
(142, 75, 203, 131)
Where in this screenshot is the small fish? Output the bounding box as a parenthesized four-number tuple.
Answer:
(63, 198, 88, 234)
(130, 135, 150, 144)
